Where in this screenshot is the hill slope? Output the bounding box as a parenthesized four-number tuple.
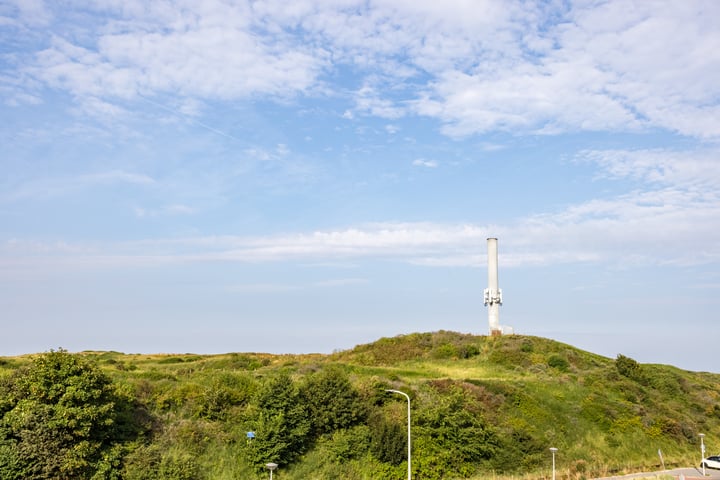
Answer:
(1, 332, 718, 480)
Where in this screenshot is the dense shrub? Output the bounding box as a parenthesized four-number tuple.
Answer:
(299, 366, 366, 435)
(195, 373, 255, 420)
(0, 349, 143, 479)
(325, 425, 372, 462)
(368, 410, 407, 465)
(548, 354, 570, 372)
(415, 387, 499, 479)
(615, 354, 643, 381)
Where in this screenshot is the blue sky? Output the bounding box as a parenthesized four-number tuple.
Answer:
(2, 0, 719, 372)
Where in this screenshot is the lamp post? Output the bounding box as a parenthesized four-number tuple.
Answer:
(700, 433, 706, 476)
(265, 462, 278, 480)
(386, 389, 411, 480)
(550, 447, 558, 480)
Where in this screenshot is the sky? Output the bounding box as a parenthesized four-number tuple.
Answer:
(1, 0, 719, 372)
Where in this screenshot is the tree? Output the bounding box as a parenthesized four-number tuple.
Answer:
(299, 366, 366, 436)
(0, 349, 140, 479)
(247, 371, 311, 469)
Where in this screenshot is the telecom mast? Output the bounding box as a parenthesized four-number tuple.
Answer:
(484, 237, 503, 336)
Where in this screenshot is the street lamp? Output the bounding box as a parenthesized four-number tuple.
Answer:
(386, 389, 411, 480)
(550, 447, 558, 480)
(265, 462, 278, 480)
(700, 434, 706, 476)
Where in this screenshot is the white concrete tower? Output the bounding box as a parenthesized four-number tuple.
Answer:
(484, 237, 503, 335)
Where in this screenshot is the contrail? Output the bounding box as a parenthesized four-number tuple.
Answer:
(138, 94, 245, 142)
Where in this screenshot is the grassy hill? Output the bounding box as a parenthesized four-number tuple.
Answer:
(1, 332, 719, 479)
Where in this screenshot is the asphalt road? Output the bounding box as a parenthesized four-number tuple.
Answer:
(595, 467, 720, 480)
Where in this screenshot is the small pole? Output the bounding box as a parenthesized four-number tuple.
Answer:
(266, 462, 278, 480)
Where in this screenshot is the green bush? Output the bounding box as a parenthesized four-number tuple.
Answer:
(368, 411, 406, 465)
(431, 343, 457, 359)
(548, 355, 570, 372)
(415, 388, 499, 479)
(615, 354, 642, 381)
(299, 366, 366, 435)
(325, 425, 371, 462)
(195, 373, 255, 420)
(0, 349, 144, 479)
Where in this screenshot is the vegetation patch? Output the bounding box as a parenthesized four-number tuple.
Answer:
(0, 334, 717, 479)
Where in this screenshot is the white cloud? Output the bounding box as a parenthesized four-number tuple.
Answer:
(5, 142, 720, 270)
(412, 159, 437, 168)
(2, 170, 155, 202)
(2, 0, 52, 28)
(579, 148, 720, 188)
(10, 0, 719, 139)
(135, 204, 196, 218)
(227, 277, 367, 293)
(414, 63, 641, 136)
(352, 84, 406, 119)
(518, 188, 720, 266)
(3, 90, 42, 107)
(5, 179, 720, 269)
(25, 4, 326, 106)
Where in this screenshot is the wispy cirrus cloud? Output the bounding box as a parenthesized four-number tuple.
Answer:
(578, 148, 720, 187)
(227, 278, 367, 294)
(4, 189, 719, 271)
(2, 170, 155, 202)
(134, 204, 196, 218)
(4, 144, 719, 271)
